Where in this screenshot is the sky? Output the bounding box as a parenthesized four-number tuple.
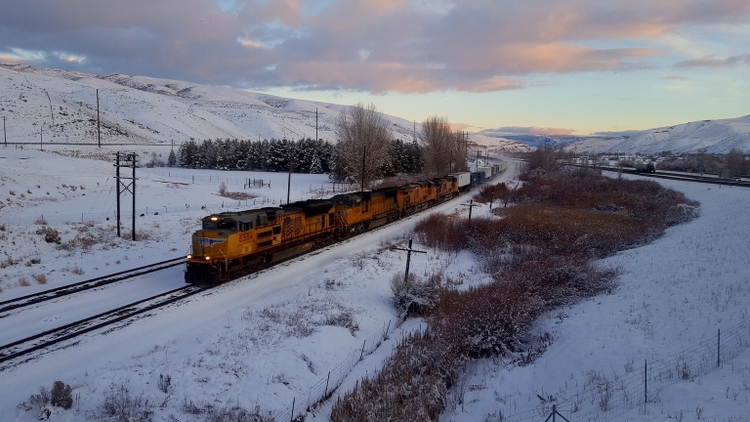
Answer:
(2, 0, 750, 135)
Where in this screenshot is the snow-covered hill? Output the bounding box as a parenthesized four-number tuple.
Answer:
(0, 64, 529, 152)
(0, 64, 421, 146)
(566, 115, 750, 154)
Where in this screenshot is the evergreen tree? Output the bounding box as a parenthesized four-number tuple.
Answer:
(167, 149, 177, 167)
(178, 140, 199, 168)
(309, 152, 324, 174)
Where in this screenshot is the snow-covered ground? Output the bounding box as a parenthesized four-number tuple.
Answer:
(1, 146, 749, 422)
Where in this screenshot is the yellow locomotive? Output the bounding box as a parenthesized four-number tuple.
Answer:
(185, 176, 460, 284)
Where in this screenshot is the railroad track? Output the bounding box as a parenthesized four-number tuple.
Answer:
(0, 285, 205, 369)
(0, 257, 185, 315)
(578, 165, 750, 188)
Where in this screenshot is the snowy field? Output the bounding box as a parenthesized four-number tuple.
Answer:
(1, 146, 749, 422)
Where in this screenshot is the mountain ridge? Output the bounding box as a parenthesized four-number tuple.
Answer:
(0, 63, 530, 153)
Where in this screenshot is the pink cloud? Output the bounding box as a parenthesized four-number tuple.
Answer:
(2, 0, 749, 93)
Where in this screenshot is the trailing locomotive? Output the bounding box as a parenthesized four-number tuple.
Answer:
(185, 176, 461, 284)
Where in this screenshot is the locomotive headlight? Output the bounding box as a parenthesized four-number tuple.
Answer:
(210, 216, 218, 222)
(205, 256, 211, 260)
(187, 254, 192, 259)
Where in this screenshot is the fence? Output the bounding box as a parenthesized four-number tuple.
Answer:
(488, 319, 750, 422)
(0, 199, 279, 226)
(270, 319, 397, 422)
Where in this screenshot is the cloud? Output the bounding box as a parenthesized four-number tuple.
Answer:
(1, 0, 749, 94)
(664, 75, 689, 80)
(674, 54, 750, 68)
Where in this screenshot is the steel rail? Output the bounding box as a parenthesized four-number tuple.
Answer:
(0, 285, 205, 369)
(0, 257, 185, 315)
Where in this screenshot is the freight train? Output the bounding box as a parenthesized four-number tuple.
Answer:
(185, 175, 466, 284)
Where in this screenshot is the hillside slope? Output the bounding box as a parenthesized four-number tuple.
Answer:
(0, 64, 528, 153)
(0, 64, 414, 145)
(567, 114, 750, 154)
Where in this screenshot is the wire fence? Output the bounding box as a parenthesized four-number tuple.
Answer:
(270, 319, 397, 422)
(0, 203, 302, 227)
(487, 319, 750, 422)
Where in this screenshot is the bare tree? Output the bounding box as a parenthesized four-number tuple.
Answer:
(725, 148, 748, 177)
(334, 102, 392, 189)
(420, 116, 468, 176)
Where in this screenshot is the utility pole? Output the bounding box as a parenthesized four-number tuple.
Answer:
(315, 107, 318, 142)
(360, 145, 367, 192)
(3, 116, 6, 146)
(461, 199, 480, 224)
(114, 152, 138, 240)
(96, 89, 101, 148)
(287, 146, 294, 204)
(391, 239, 426, 283)
(40, 125, 43, 151)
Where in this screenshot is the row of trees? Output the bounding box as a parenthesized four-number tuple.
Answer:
(177, 138, 335, 174)
(172, 103, 468, 186)
(658, 148, 749, 176)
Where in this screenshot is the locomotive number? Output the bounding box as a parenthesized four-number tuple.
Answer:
(238, 232, 253, 243)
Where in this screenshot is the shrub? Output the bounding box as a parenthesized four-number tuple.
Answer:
(36, 226, 61, 244)
(331, 329, 459, 422)
(333, 169, 699, 419)
(158, 374, 171, 394)
(27, 386, 50, 408)
(99, 384, 153, 422)
(22, 381, 73, 415)
(474, 182, 512, 206)
(181, 399, 275, 422)
(51, 381, 73, 409)
(1, 256, 19, 268)
(390, 273, 439, 317)
(32, 273, 48, 284)
(414, 213, 466, 252)
(18, 277, 30, 287)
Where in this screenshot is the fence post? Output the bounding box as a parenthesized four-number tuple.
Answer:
(324, 371, 331, 398)
(644, 359, 648, 403)
(360, 340, 366, 360)
(290, 397, 295, 422)
(718, 329, 721, 367)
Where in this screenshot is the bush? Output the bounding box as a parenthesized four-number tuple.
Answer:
(51, 381, 73, 409)
(99, 384, 153, 422)
(36, 226, 61, 244)
(414, 213, 466, 252)
(22, 381, 73, 417)
(331, 329, 458, 422)
(181, 398, 275, 422)
(390, 273, 439, 317)
(333, 169, 699, 419)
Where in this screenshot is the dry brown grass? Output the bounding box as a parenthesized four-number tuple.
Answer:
(331, 169, 699, 421)
(32, 273, 47, 284)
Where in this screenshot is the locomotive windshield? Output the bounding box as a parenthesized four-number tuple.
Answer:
(202, 217, 237, 231)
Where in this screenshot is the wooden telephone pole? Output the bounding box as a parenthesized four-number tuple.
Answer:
(392, 239, 426, 283)
(115, 152, 138, 240)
